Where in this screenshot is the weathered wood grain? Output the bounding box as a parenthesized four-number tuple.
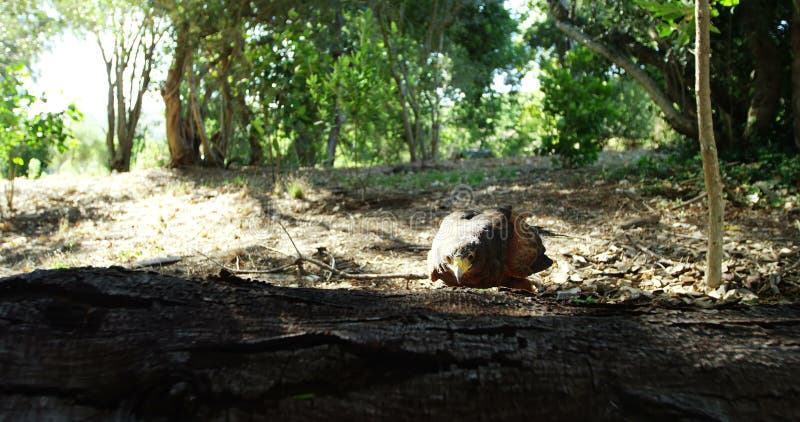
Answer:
(1, 267, 799, 421)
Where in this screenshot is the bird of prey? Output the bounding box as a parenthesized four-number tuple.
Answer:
(427, 206, 553, 290)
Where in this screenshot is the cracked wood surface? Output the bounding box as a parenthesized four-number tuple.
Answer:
(1, 267, 799, 421)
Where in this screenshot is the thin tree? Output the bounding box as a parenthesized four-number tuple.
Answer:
(793, 0, 800, 151)
(94, 2, 165, 172)
(695, 0, 724, 289)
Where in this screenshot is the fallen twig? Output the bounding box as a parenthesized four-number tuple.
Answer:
(624, 234, 678, 268)
(194, 249, 297, 274)
(669, 192, 706, 211)
(620, 214, 660, 230)
(299, 250, 425, 280)
(130, 256, 182, 268)
(210, 225, 428, 281)
(278, 221, 303, 258)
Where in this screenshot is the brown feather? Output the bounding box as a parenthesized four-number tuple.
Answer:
(427, 206, 552, 290)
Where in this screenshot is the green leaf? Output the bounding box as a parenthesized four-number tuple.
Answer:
(656, 22, 675, 38)
(12, 157, 24, 166)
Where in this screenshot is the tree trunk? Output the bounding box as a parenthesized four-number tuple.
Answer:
(375, 7, 419, 162)
(118, 31, 157, 173)
(792, 2, 800, 152)
(696, 0, 725, 290)
(742, 0, 783, 143)
(429, 30, 445, 161)
(217, 51, 235, 162)
(187, 62, 216, 166)
(100, 46, 116, 166)
(1, 267, 799, 420)
(113, 31, 129, 172)
(162, 26, 198, 167)
(235, 92, 263, 166)
(325, 103, 345, 167)
(291, 126, 316, 166)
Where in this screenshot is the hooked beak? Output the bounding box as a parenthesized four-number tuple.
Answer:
(447, 257, 472, 283)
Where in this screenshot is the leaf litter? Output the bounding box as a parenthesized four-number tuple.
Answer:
(1, 151, 798, 306)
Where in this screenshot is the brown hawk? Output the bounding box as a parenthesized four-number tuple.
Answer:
(427, 206, 553, 290)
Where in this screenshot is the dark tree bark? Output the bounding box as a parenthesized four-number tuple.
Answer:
(162, 26, 199, 167)
(324, 10, 346, 168)
(99, 44, 116, 162)
(325, 104, 346, 167)
(742, 0, 783, 143)
(2, 267, 799, 421)
(793, 2, 800, 151)
(215, 49, 235, 162)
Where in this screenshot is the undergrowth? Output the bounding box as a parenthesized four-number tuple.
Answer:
(612, 147, 800, 209)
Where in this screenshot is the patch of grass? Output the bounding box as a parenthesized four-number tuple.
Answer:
(572, 295, 597, 305)
(286, 176, 310, 199)
(47, 250, 81, 269)
(116, 248, 142, 262)
(230, 175, 249, 187)
(167, 182, 192, 196)
(611, 148, 800, 209)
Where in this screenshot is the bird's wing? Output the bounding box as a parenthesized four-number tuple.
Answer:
(504, 210, 552, 278)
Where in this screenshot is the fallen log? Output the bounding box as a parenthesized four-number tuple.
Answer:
(1, 267, 799, 421)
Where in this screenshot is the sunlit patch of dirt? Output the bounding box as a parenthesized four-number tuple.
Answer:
(1, 151, 798, 305)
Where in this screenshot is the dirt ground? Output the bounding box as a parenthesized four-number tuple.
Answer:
(2, 151, 799, 305)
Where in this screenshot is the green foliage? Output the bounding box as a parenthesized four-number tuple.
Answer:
(240, 1, 522, 167)
(551, 0, 792, 154)
(131, 136, 170, 170)
(308, 9, 398, 167)
(286, 176, 309, 200)
(572, 295, 597, 304)
(0, 64, 82, 179)
(245, 8, 328, 167)
(1, 0, 63, 68)
(537, 46, 622, 167)
(636, 0, 740, 43)
(618, 147, 800, 209)
(48, 121, 110, 175)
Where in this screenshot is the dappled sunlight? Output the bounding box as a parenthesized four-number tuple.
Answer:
(2, 152, 798, 306)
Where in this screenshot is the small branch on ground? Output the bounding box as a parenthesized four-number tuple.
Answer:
(624, 234, 680, 268)
(194, 249, 297, 274)
(198, 226, 428, 281)
(620, 214, 661, 229)
(277, 221, 304, 273)
(130, 256, 183, 268)
(669, 192, 706, 211)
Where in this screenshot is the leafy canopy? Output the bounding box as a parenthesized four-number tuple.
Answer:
(0, 64, 82, 178)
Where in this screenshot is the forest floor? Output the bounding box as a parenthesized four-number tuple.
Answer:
(1, 150, 799, 305)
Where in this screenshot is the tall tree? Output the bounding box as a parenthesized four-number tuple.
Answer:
(793, 1, 800, 151)
(61, 0, 166, 172)
(695, 0, 724, 289)
(373, 0, 518, 162)
(161, 23, 198, 166)
(101, 2, 164, 172)
(540, 0, 795, 154)
(543, 0, 697, 139)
